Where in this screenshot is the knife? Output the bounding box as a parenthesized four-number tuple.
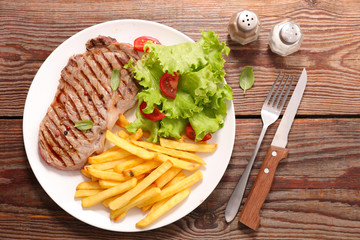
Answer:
(238, 68, 307, 230)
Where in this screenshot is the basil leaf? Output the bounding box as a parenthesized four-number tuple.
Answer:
(75, 120, 94, 131)
(111, 68, 120, 91)
(239, 66, 254, 94)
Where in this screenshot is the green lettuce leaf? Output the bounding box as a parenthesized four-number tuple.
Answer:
(127, 30, 233, 142)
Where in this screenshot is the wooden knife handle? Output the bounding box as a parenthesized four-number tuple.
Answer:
(238, 145, 288, 230)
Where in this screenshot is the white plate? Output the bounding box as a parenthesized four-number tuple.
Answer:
(23, 19, 235, 232)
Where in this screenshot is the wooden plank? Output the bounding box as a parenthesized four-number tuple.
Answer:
(1, 1, 360, 116)
(0, 118, 359, 239)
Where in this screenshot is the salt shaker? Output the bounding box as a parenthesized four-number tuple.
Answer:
(269, 21, 303, 56)
(228, 10, 261, 45)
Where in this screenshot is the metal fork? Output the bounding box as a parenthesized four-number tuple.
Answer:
(225, 72, 295, 223)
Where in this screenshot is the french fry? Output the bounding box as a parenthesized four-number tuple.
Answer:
(155, 153, 200, 171)
(90, 159, 127, 171)
(160, 138, 217, 153)
(116, 113, 130, 128)
(165, 171, 187, 188)
(129, 128, 143, 141)
(123, 161, 161, 177)
(118, 130, 130, 139)
(141, 171, 187, 211)
(131, 140, 206, 165)
(99, 179, 124, 189)
(108, 161, 173, 211)
(102, 195, 121, 208)
(137, 170, 202, 208)
(141, 204, 153, 212)
(88, 148, 132, 164)
(86, 167, 129, 182)
(110, 187, 161, 221)
(136, 188, 191, 228)
(113, 158, 144, 173)
(75, 112, 209, 228)
(82, 178, 137, 207)
(114, 210, 128, 221)
(106, 131, 156, 160)
(75, 189, 102, 198)
(148, 197, 168, 215)
(155, 167, 182, 189)
(81, 168, 92, 178)
(76, 181, 103, 190)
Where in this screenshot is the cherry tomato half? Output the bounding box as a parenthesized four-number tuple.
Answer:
(139, 101, 165, 121)
(185, 123, 212, 141)
(159, 72, 180, 99)
(134, 36, 161, 52)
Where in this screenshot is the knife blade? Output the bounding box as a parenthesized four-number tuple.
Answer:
(271, 68, 307, 148)
(238, 68, 307, 230)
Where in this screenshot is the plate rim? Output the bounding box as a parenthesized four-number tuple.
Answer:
(23, 19, 235, 232)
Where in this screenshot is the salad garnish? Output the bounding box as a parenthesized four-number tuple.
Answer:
(126, 31, 233, 142)
(239, 66, 254, 94)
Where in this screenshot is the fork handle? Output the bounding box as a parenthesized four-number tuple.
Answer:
(225, 125, 268, 222)
(239, 145, 288, 230)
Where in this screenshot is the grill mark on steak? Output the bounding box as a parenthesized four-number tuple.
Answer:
(47, 122, 76, 166)
(114, 55, 126, 70)
(48, 104, 80, 150)
(66, 73, 106, 122)
(78, 69, 107, 107)
(63, 67, 106, 115)
(115, 51, 131, 66)
(51, 104, 91, 145)
(65, 57, 108, 107)
(113, 43, 139, 60)
(58, 90, 84, 123)
(39, 130, 65, 168)
(47, 105, 96, 167)
(46, 110, 82, 165)
(63, 75, 98, 123)
(63, 79, 95, 123)
(39, 36, 140, 170)
(43, 119, 75, 167)
(64, 73, 107, 122)
(100, 52, 126, 100)
(89, 52, 109, 79)
(57, 92, 98, 144)
(79, 57, 110, 97)
(83, 54, 111, 95)
(99, 51, 114, 74)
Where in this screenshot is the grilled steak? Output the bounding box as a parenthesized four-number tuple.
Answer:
(38, 36, 140, 171)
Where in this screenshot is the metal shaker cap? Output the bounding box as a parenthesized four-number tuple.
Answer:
(237, 10, 259, 32)
(228, 10, 261, 45)
(280, 22, 302, 44)
(269, 21, 303, 56)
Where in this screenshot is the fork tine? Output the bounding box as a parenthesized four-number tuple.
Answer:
(278, 76, 295, 110)
(264, 72, 282, 104)
(274, 74, 290, 108)
(269, 73, 286, 106)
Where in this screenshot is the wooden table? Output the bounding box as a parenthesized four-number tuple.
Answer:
(1, 0, 359, 239)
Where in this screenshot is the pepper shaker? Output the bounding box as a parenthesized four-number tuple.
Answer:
(269, 21, 303, 56)
(228, 10, 261, 45)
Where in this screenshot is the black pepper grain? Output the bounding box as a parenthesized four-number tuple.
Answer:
(64, 130, 68, 135)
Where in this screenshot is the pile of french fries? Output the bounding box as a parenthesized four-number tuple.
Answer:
(74, 114, 217, 228)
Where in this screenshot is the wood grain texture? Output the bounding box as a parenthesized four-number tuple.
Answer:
(1, 0, 360, 116)
(1, 0, 360, 239)
(1, 118, 359, 239)
(239, 146, 289, 230)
